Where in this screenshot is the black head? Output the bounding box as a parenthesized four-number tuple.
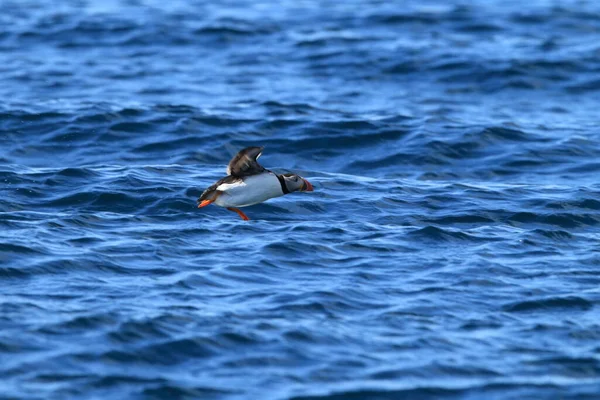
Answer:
(278, 173, 314, 194)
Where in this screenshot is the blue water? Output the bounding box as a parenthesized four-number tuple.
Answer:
(2, 1, 600, 399)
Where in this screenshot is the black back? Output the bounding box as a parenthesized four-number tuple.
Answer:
(197, 146, 267, 204)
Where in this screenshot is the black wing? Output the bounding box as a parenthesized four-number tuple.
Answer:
(198, 175, 242, 203)
(226, 146, 265, 176)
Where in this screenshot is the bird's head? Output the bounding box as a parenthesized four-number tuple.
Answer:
(281, 173, 313, 193)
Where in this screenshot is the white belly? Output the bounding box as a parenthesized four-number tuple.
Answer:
(214, 173, 284, 208)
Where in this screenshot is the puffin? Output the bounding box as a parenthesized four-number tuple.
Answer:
(197, 146, 314, 221)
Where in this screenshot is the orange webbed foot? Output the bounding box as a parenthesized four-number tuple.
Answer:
(227, 207, 250, 221)
(198, 200, 213, 208)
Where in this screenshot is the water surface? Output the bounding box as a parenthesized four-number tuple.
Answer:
(1, 1, 600, 399)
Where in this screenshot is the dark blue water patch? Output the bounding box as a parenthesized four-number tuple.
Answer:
(507, 212, 600, 229)
(425, 214, 496, 225)
(502, 296, 594, 313)
(407, 226, 498, 243)
(0, 265, 31, 279)
(544, 199, 600, 211)
(530, 229, 573, 241)
(526, 356, 600, 378)
(140, 384, 240, 400)
(288, 383, 600, 400)
(0, 242, 46, 256)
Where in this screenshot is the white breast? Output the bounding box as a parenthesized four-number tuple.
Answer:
(214, 173, 284, 208)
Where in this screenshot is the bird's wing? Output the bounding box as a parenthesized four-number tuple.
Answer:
(198, 175, 243, 203)
(226, 146, 265, 176)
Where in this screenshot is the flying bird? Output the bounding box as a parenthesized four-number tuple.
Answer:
(197, 146, 313, 220)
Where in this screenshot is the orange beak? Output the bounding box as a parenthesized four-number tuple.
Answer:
(302, 179, 314, 192)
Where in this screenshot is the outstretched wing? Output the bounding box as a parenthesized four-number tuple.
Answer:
(226, 146, 266, 176)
